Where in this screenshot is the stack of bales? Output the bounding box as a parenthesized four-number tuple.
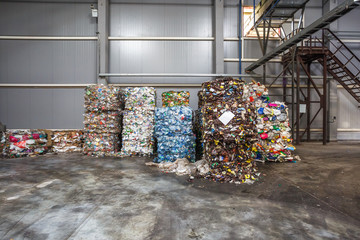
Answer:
(121, 87, 156, 156)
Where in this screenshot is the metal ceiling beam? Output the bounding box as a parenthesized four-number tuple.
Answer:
(246, 0, 360, 72)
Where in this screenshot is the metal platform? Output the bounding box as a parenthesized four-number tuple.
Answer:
(246, 0, 309, 33)
(246, 0, 360, 73)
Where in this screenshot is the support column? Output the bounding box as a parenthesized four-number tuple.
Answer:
(98, 0, 109, 85)
(306, 63, 311, 142)
(296, 56, 300, 145)
(214, 0, 224, 74)
(328, 0, 339, 141)
(323, 55, 328, 145)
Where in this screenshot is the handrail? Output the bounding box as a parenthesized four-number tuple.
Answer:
(324, 28, 360, 63)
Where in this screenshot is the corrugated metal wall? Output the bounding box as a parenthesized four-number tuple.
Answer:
(0, 0, 97, 129)
(0, 0, 359, 139)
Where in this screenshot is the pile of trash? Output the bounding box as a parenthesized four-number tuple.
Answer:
(154, 106, 196, 163)
(4, 130, 50, 158)
(121, 87, 155, 156)
(146, 158, 210, 176)
(161, 91, 190, 107)
(51, 130, 84, 153)
(83, 85, 123, 156)
(201, 77, 260, 184)
(255, 101, 296, 162)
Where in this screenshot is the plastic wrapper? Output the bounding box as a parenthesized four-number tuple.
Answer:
(4, 130, 49, 158)
(84, 111, 121, 133)
(255, 101, 296, 162)
(154, 106, 195, 163)
(201, 77, 259, 184)
(162, 91, 190, 107)
(51, 130, 84, 153)
(84, 85, 123, 111)
(121, 87, 155, 156)
(83, 132, 120, 156)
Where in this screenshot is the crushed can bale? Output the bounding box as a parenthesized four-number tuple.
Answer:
(162, 91, 190, 107)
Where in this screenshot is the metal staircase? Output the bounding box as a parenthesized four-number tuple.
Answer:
(311, 29, 360, 103)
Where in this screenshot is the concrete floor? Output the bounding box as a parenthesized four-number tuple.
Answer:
(0, 142, 359, 240)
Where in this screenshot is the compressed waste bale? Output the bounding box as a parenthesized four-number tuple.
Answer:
(83, 132, 120, 156)
(84, 111, 121, 133)
(51, 130, 84, 153)
(121, 87, 155, 156)
(4, 130, 49, 158)
(201, 77, 259, 184)
(242, 80, 296, 162)
(154, 106, 196, 163)
(124, 87, 156, 110)
(161, 91, 190, 107)
(255, 101, 296, 162)
(83, 84, 123, 156)
(84, 85, 123, 111)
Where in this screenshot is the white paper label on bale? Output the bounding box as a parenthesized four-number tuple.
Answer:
(219, 111, 235, 125)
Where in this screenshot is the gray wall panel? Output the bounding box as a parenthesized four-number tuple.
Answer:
(29, 89, 53, 129)
(224, 6, 239, 38)
(0, 41, 97, 84)
(0, 89, 84, 129)
(224, 41, 238, 58)
(0, 2, 96, 36)
(224, 62, 239, 75)
(109, 41, 212, 82)
(0, 90, 9, 125)
(110, 3, 212, 37)
(337, 89, 360, 129)
(5, 89, 31, 128)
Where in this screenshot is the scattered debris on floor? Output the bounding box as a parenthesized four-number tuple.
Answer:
(146, 158, 209, 176)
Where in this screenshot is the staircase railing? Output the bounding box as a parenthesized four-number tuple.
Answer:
(324, 28, 360, 82)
